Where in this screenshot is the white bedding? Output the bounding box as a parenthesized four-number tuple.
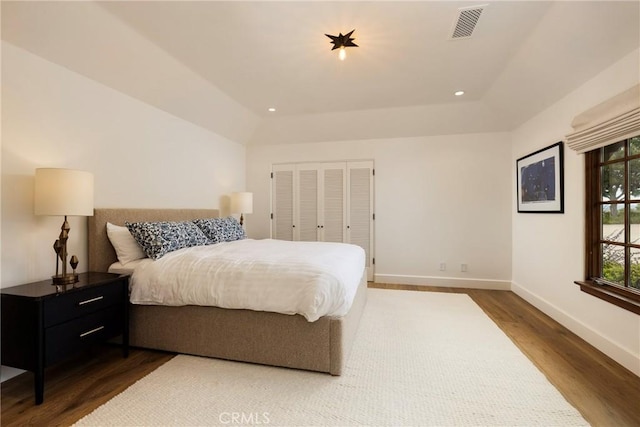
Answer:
(108, 258, 150, 275)
(128, 239, 366, 322)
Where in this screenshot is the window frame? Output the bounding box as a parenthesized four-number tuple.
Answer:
(579, 137, 640, 314)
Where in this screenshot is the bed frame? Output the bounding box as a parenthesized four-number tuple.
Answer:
(88, 208, 367, 375)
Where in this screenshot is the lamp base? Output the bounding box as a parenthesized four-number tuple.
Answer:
(51, 273, 78, 286)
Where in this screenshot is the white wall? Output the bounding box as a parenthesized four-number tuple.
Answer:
(2, 1, 261, 145)
(1, 42, 246, 380)
(249, 101, 507, 146)
(511, 49, 640, 375)
(247, 132, 512, 290)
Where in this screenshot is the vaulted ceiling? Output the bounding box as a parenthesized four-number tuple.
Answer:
(3, 1, 639, 145)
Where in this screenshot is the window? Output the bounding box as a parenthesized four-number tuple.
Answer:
(583, 136, 640, 313)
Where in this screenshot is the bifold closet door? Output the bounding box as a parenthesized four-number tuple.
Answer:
(320, 163, 347, 243)
(294, 163, 347, 242)
(272, 161, 374, 280)
(271, 164, 295, 241)
(296, 166, 319, 241)
(347, 161, 374, 281)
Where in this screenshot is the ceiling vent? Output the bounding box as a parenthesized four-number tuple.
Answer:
(450, 5, 487, 39)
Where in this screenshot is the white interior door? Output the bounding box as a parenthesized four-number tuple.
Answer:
(271, 164, 295, 241)
(321, 163, 347, 243)
(272, 160, 375, 281)
(296, 165, 319, 242)
(347, 161, 375, 281)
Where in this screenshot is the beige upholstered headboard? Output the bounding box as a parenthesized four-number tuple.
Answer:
(88, 208, 219, 273)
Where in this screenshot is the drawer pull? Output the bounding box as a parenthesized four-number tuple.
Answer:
(78, 296, 104, 306)
(80, 326, 104, 338)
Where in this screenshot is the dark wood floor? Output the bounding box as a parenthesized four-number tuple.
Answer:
(2, 284, 639, 426)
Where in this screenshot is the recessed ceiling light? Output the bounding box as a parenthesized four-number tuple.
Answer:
(454, 91, 465, 96)
(268, 107, 276, 112)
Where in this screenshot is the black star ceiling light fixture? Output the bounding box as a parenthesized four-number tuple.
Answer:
(325, 29, 358, 61)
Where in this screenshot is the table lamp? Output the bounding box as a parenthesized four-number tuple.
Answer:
(34, 168, 94, 285)
(231, 192, 253, 226)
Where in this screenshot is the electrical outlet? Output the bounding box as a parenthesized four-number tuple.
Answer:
(439, 262, 446, 271)
(461, 264, 468, 272)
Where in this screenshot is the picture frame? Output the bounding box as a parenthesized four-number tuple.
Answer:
(516, 141, 564, 213)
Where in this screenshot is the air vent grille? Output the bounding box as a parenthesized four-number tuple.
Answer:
(451, 5, 486, 39)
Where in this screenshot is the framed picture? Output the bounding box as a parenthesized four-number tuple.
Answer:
(517, 141, 564, 213)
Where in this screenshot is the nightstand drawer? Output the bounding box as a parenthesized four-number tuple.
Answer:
(43, 281, 125, 327)
(45, 306, 123, 365)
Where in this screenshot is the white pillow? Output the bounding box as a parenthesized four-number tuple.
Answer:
(106, 222, 147, 265)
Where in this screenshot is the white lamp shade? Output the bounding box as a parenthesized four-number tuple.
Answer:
(231, 192, 253, 214)
(34, 168, 94, 216)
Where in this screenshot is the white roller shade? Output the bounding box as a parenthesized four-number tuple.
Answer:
(565, 84, 640, 153)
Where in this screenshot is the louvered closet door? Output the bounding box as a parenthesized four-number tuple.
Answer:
(272, 161, 375, 281)
(321, 163, 347, 243)
(271, 165, 295, 241)
(348, 161, 374, 281)
(296, 165, 319, 241)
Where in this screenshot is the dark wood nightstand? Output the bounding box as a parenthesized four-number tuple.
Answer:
(1, 272, 129, 405)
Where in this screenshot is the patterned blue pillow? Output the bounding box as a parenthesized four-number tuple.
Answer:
(192, 218, 224, 244)
(223, 216, 246, 241)
(193, 217, 245, 243)
(125, 221, 209, 260)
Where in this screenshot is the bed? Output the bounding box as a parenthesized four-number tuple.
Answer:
(88, 208, 367, 375)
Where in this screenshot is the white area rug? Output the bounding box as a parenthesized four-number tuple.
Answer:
(76, 289, 587, 426)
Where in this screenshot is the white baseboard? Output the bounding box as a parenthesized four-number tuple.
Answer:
(511, 281, 640, 377)
(374, 274, 511, 290)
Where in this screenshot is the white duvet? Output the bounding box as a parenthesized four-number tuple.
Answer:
(129, 239, 366, 322)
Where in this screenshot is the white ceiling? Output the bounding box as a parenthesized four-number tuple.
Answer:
(2, 1, 639, 145)
(101, 1, 552, 115)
